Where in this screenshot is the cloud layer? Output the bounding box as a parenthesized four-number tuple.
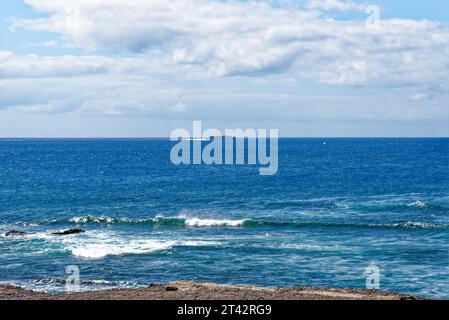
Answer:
(0, 0, 448, 135)
(12, 0, 449, 84)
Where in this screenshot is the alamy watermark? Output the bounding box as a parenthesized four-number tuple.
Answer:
(365, 263, 381, 290)
(170, 121, 279, 176)
(65, 265, 80, 292)
(366, 5, 381, 30)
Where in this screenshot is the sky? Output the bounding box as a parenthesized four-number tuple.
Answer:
(0, 0, 448, 137)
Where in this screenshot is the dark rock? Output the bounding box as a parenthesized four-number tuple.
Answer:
(400, 295, 417, 301)
(5, 230, 26, 237)
(51, 228, 85, 236)
(165, 286, 179, 292)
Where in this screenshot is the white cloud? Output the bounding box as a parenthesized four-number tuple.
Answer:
(170, 102, 187, 113)
(305, 0, 366, 11)
(0, 0, 447, 134)
(0, 53, 111, 78)
(12, 0, 449, 89)
(0, 51, 13, 61)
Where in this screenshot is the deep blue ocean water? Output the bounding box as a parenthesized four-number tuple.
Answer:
(0, 138, 448, 298)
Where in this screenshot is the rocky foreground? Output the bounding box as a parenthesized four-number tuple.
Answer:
(0, 281, 419, 300)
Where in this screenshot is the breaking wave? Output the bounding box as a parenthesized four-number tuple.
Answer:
(40, 215, 449, 231)
(1, 278, 145, 294)
(68, 239, 221, 259)
(68, 239, 176, 259)
(48, 215, 247, 227)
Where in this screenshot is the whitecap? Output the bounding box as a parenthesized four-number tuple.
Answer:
(184, 217, 246, 227)
(409, 200, 428, 208)
(59, 230, 222, 259)
(69, 239, 176, 259)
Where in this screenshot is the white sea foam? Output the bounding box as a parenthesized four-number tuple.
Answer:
(19, 232, 55, 241)
(68, 216, 146, 224)
(69, 239, 221, 259)
(280, 243, 338, 251)
(2, 222, 224, 259)
(181, 240, 221, 247)
(409, 200, 428, 208)
(184, 217, 246, 227)
(393, 221, 440, 229)
(58, 230, 222, 259)
(63, 215, 247, 228)
(69, 239, 176, 259)
(0, 279, 144, 294)
(69, 216, 115, 224)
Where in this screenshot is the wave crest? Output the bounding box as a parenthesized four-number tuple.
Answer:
(54, 215, 247, 228)
(68, 239, 221, 259)
(184, 217, 246, 227)
(37, 215, 449, 231)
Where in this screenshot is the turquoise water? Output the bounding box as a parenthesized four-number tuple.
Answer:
(0, 138, 448, 298)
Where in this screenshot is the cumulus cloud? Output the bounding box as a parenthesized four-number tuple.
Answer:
(0, 53, 111, 78)
(0, 51, 188, 115)
(305, 0, 366, 11)
(0, 0, 447, 132)
(12, 0, 449, 89)
(0, 74, 185, 116)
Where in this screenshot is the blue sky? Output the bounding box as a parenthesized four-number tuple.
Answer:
(0, 0, 448, 137)
(330, 0, 449, 21)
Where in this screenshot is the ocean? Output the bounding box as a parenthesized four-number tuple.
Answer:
(0, 138, 448, 298)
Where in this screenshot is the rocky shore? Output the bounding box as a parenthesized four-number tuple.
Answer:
(0, 281, 419, 300)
